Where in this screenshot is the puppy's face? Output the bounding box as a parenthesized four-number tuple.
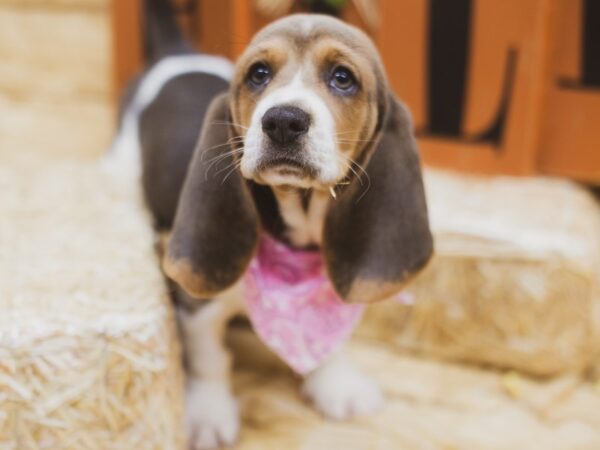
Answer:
(230, 15, 385, 189)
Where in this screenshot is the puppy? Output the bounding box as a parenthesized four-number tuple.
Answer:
(113, 3, 432, 449)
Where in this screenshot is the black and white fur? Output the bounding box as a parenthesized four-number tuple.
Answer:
(109, 2, 432, 449)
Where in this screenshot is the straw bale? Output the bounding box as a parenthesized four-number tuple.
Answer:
(0, 4, 111, 100)
(0, 0, 107, 8)
(227, 326, 600, 450)
(0, 160, 185, 449)
(358, 170, 600, 376)
(0, 94, 113, 161)
(0, 3, 114, 160)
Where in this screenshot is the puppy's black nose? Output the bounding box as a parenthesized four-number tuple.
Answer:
(261, 105, 310, 145)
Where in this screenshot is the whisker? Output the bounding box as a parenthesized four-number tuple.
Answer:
(339, 154, 371, 203)
(350, 160, 371, 203)
(221, 161, 242, 184)
(203, 140, 242, 153)
(199, 137, 244, 160)
(338, 154, 361, 182)
(203, 149, 243, 180)
(202, 142, 243, 162)
(203, 146, 243, 165)
(214, 155, 242, 176)
(339, 158, 363, 186)
(200, 142, 241, 159)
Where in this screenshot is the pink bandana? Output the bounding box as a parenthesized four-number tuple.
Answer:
(243, 234, 365, 374)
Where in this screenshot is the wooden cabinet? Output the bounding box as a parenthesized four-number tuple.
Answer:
(538, 0, 600, 183)
(379, 0, 552, 177)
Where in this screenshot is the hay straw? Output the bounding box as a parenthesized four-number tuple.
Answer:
(0, 160, 184, 449)
(227, 326, 600, 450)
(2, 156, 598, 449)
(358, 170, 600, 377)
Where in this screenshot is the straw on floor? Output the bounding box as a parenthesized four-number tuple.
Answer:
(2, 155, 599, 449)
(228, 326, 600, 450)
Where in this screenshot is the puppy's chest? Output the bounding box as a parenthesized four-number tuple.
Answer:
(273, 189, 329, 248)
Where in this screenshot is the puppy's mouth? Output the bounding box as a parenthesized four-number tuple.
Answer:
(259, 156, 315, 175)
(253, 155, 319, 187)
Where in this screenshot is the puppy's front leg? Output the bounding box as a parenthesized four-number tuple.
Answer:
(302, 352, 384, 420)
(176, 286, 243, 450)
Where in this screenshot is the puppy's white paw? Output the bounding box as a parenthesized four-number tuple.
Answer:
(302, 356, 384, 420)
(186, 379, 239, 450)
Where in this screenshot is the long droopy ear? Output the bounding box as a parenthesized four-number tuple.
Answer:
(163, 93, 259, 298)
(323, 94, 433, 303)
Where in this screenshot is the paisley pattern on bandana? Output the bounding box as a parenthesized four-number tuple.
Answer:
(243, 234, 365, 374)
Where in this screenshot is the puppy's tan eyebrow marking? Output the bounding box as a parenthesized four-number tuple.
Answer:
(312, 43, 363, 83)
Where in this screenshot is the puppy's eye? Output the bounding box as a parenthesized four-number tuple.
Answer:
(247, 62, 272, 87)
(329, 66, 357, 93)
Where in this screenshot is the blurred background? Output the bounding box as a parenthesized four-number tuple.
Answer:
(1, 1, 600, 449)
(5, 0, 598, 180)
(116, 0, 600, 182)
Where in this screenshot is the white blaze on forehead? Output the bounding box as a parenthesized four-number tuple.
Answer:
(301, 18, 314, 36)
(241, 73, 343, 185)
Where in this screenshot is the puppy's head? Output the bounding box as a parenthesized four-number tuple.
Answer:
(231, 14, 386, 189)
(165, 14, 433, 303)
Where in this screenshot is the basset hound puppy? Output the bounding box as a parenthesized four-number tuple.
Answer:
(112, 3, 432, 449)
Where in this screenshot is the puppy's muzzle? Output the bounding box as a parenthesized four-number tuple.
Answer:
(261, 105, 310, 146)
